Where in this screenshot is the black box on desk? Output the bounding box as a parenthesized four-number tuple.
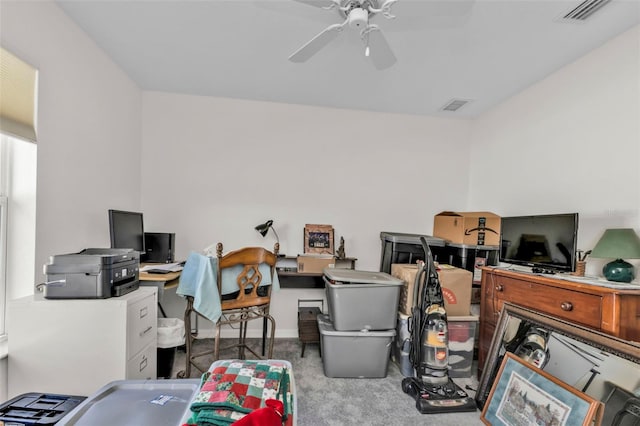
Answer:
(144, 232, 175, 263)
(0, 393, 86, 425)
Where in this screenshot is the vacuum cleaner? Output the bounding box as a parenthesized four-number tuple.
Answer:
(401, 237, 477, 414)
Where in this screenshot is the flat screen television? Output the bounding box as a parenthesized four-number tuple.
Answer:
(109, 209, 145, 257)
(499, 213, 579, 273)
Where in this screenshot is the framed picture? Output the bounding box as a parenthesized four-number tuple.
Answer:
(304, 224, 334, 255)
(481, 352, 602, 426)
(475, 302, 640, 420)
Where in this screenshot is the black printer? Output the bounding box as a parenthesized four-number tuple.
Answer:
(43, 248, 139, 299)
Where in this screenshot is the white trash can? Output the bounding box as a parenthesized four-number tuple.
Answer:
(157, 318, 185, 379)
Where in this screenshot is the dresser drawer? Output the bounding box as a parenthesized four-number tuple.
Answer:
(494, 277, 602, 329)
(126, 341, 157, 380)
(127, 293, 157, 358)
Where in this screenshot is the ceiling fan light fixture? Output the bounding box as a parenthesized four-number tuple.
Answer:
(348, 7, 368, 28)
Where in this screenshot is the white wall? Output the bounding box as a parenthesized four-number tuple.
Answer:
(0, 0, 143, 295)
(140, 94, 472, 336)
(0, 0, 142, 401)
(468, 25, 640, 276)
(1, 0, 638, 390)
(142, 26, 640, 338)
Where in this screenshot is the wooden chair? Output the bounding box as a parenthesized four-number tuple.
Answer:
(178, 242, 278, 378)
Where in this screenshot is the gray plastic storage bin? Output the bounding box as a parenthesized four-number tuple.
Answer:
(391, 312, 414, 377)
(317, 314, 395, 378)
(323, 268, 403, 331)
(56, 379, 201, 425)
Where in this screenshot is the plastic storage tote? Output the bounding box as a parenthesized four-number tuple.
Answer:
(56, 379, 201, 426)
(379, 232, 446, 273)
(391, 312, 414, 377)
(323, 268, 404, 331)
(317, 314, 396, 378)
(447, 315, 479, 378)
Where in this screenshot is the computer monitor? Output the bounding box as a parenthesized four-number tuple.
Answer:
(108, 209, 145, 256)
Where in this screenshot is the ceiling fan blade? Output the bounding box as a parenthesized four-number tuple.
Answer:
(366, 26, 396, 70)
(289, 23, 344, 63)
(292, 0, 341, 9)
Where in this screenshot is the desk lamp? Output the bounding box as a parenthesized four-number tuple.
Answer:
(590, 228, 640, 283)
(255, 220, 281, 255)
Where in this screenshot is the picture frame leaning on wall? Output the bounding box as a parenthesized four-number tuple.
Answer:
(481, 352, 602, 426)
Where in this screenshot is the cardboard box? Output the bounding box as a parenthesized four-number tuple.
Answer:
(297, 255, 335, 274)
(391, 263, 472, 317)
(433, 211, 501, 246)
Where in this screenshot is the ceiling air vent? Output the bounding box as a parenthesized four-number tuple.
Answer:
(562, 0, 611, 21)
(440, 98, 472, 112)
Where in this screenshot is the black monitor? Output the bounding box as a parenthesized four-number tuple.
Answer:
(499, 213, 579, 273)
(109, 209, 145, 256)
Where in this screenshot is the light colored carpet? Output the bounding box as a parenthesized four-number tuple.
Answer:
(171, 338, 484, 425)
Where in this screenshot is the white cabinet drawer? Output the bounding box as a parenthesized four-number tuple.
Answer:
(127, 292, 157, 358)
(126, 341, 157, 380)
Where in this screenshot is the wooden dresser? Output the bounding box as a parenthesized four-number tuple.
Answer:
(478, 267, 640, 375)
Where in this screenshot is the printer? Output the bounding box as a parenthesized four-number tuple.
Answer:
(43, 248, 139, 299)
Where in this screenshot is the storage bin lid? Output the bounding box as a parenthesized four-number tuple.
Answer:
(379, 232, 445, 247)
(317, 314, 397, 336)
(445, 242, 499, 250)
(447, 314, 479, 322)
(56, 379, 201, 426)
(323, 268, 403, 286)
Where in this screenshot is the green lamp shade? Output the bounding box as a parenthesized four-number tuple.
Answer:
(591, 228, 640, 283)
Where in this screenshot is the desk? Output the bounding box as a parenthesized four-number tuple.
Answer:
(139, 264, 181, 317)
(276, 256, 357, 288)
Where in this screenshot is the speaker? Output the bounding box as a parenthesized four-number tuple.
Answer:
(144, 232, 175, 263)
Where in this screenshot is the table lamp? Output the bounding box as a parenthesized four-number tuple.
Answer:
(255, 219, 281, 255)
(590, 228, 640, 283)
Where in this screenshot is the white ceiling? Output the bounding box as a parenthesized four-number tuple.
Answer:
(55, 0, 639, 118)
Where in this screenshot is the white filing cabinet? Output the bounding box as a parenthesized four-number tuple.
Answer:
(7, 286, 157, 398)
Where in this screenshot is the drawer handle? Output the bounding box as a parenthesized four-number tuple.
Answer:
(139, 306, 148, 319)
(140, 325, 153, 337)
(560, 302, 573, 311)
(139, 355, 148, 372)
(495, 284, 504, 292)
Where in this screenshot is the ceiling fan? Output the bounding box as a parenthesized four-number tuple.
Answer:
(288, 0, 399, 70)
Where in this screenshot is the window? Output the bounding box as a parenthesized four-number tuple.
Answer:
(0, 135, 37, 339)
(0, 47, 38, 339)
(0, 139, 7, 337)
(0, 196, 5, 337)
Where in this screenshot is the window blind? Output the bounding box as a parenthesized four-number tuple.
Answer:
(0, 47, 38, 143)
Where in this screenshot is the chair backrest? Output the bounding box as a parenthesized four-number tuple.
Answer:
(215, 242, 278, 309)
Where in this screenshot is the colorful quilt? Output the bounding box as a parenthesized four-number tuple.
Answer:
(183, 360, 293, 426)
